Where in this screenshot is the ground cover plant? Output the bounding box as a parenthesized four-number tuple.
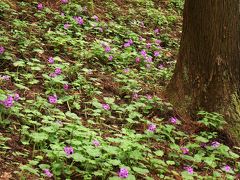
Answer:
(0, 0, 240, 179)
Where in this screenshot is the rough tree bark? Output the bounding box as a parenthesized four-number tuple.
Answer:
(167, 0, 240, 145)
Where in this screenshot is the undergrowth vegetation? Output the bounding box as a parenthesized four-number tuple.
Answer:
(0, 0, 239, 179)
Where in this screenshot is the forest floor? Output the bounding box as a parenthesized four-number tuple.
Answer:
(0, 0, 239, 179)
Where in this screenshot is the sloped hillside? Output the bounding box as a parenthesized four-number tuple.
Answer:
(0, 0, 239, 179)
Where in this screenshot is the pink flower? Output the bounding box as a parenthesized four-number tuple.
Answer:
(146, 43, 151, 48)
(99, 27, 103, 32)
(104, 45, 111, 53)
(211, 141, 220, 148)
(92, 15, 99, 21)
(14, 93, 20, 101)
(154, 28, 159, 34)
(109, 55, 113, 61)
(48, 95, 57, 104)
(139, 36, 144, 41)
(224, 165, 231, 172)
(64, 23, 70, 29)
(63, 84, 69, 90)
(48, 57, 54, 64)
(146, 94, 152, 100)
(55, 68, 62, 75)
(184, 166, 193, 174)
(74, 16, 84, 25)
(158, 64, 164, 69)
(37, 3, 43, 10)
(128, 39, 133, 45)
(169, 117, 178, 124)
(124, 42, 131, 48)
(140, 50, 147, 57)
(146, 56, 152, 63)
(118, 168, 129, 178)
(155, 39, 161, 45)
(92, 140, 100, 147)
(181, 147, 189, 154)
(102, 103, 110, 110)
(64, 146, 74, 156)
(0, 46, 5, 54)
(61, 0, 68, 4)
(1, 95, 14, 108)
(135, 57, 140, 63)
(49, 73, 57, 77)
(148, 124, 156, 132)
(154, 51, 160, 57)
(43, 169, 53, 177)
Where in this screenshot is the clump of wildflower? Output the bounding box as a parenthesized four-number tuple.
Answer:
(92, 139, 100, 147)
(1, 95, 14, 108)
(135, 57, 140, 63)
(140, 50, 147, 57)
(211, 141, 220, 148)
(63, 84, 69, 90)
(48, 57, 54, 64)
(99, 27, 103, 32)
(124, 42, 131, 48)
(14, 93, 20, 101)
(43, 169, 53, 177)
(49, 73, 57, 78)
(169, 117, 178, 124)
(146, 56, 152, 63)
(92, 15, 99, 21)
(155, 39, 161, 45)
(184, 166, 193, 174)
(154, 28, 160, 34)
(37, 3, 43, 10)
(146, 43, 151, 48)
(223, 165, 231, 172)
(154, 51, 160, 57)
(55, 68, 62, 75)
(64, 23, 70, 29)
(158, 64, 164, 69)
(74, 16, 84, 25)
(118, 168, 129, 179)
(146, 94, 152, 100)
(109, 55, 113, 61)
(124, 68, 130, 73)
(102, 103, 110, 110)
(104, 45, 111, 53)
(64, 146, 74, 156)
(48, 95, 57, 104)
(0, 46, 5, 54)
(124, 39, 133, 48)
(0, 75, 10, 81)
(148, 124, 156, 132)
(61, 12, 65, 16)
(181, 147, 189, 154)
(61, 0, 68, 4)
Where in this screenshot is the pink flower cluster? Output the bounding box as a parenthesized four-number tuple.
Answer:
(0, 93, 20, 108)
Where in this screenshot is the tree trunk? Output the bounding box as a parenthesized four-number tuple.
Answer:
(167, 0, 240, 145)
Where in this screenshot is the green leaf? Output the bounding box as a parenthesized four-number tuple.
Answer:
(154, 150, 164, 157)
(132, 166, 149, 175)
(66, 111, 81, 120)
(13, 60, 25, 67)
(72, 153, 86, 162)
